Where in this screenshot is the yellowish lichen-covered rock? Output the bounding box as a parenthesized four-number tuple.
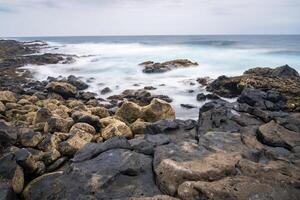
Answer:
(130, 118, 150, 135)
(115, 101, 143, 123)
(0, 91, 17, 103)
(89, 106, 110, 119)
(101, 119, 133, 140)
(142, 98, 175, 122)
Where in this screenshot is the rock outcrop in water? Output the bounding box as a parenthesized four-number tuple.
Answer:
(1, 40, 300, 200)
(139, 59, 198, 73)
(207, 64, 300, 111)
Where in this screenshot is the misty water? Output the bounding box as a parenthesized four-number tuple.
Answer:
(14, 35, 300, 119)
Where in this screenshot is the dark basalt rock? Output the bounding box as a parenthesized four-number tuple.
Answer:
(101, 87, 112, 95)
(23, 149, 162, 200)
(207, 65, 300, 111)
(180, 104, 197, 109)
(67, 75, 88, 90)
(196, 93, 206, 101)
(140, 59, 198, 73)
(0, 120, 18, 149)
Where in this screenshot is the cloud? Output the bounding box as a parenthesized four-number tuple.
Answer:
(0, 0, 299, 36)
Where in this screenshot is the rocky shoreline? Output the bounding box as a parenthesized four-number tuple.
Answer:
(0, 40, 300, 200)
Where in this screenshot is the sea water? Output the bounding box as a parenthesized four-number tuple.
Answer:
(12, 35, 300, 119)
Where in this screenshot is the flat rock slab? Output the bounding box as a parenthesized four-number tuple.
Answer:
(23, 149, 161, 200)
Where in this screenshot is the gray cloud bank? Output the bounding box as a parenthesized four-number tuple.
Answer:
(0, 0, 299, 36)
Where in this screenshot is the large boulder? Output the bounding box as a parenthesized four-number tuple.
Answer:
(0, 91, 17, 103)
(23, 149, 162, 200)
(46, 82, 77, 98)
(116, 101, 143, 123)
(142, 98, 175, 123)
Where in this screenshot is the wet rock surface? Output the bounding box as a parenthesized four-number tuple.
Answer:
(0, 40, 300, 200)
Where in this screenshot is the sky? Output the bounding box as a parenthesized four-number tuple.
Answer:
(0, 0, 300, 37)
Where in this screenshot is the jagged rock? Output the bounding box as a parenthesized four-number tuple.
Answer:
(19, 129, 43, 148)
(145, 134, 170, 146)
(177, 176, 299, 200)
(59, 130, 93, 156)
(238, 88, 286, 111)
(44, 116, 74, 133)
(101, 119, 133, 140)
(0, 153, 24, 194)
(67, 75, 88, 90)
(23, 149, 161, 200)
(0, 91, 17, 103)
(116, 101, 143, 123)
(140, 59, 198, 73)
(46, 82, 77, 98)
(257, 120, 300, 151)
(197, 101, 263, 137)
(142, 98, 175, 122)
(70, 123, 96, 135)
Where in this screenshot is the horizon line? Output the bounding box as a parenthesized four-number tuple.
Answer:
(2, 33, 300, 38)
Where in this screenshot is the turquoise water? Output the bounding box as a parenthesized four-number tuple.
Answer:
(13, 35, 300, 119)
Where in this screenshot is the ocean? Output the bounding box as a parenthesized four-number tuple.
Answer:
(10, 35, 300, 119)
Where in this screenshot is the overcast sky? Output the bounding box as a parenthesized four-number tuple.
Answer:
(0, 0, 299, 37)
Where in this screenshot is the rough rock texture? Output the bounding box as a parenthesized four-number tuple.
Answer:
(142, 98, 176, 122)
(207, 65, 300, 111)
(23, 149, 162, 200)
(1, 40, 300, 200)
